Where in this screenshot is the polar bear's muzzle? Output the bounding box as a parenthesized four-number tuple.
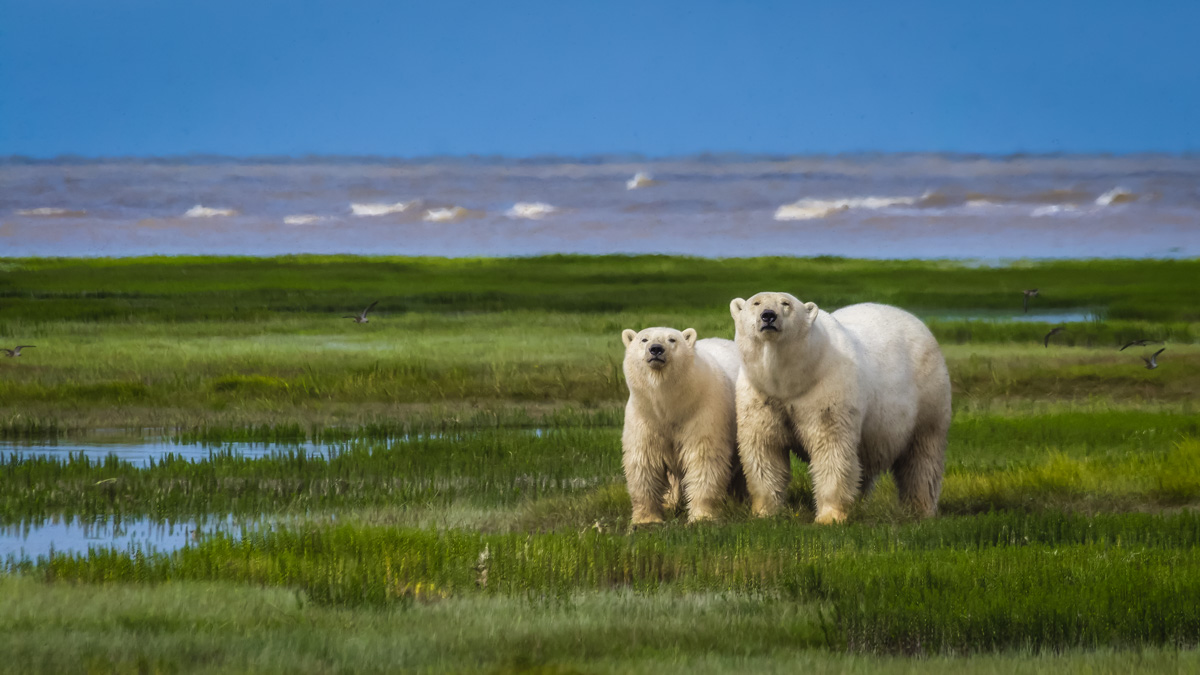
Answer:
(759, 309, 780, 332)
(647, 343, 667, 367)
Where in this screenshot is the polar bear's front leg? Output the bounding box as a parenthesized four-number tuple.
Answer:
(798, 405, 863, 525)
(678, 435, 734, 523)
(622, 422, 672, 525)
(736, 379, 794, 517)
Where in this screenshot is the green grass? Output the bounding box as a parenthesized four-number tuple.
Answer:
(0, 318, 1195, 429)
(0, 427, 623, 522)
(5, 578, 1197, 674)
(2, 254, 1200, 671)
(4, 418, 1200, 659)
(2, 254, 1198, 321)
(11, 512, 1200, 656)
(1, 254, 1196, 427)
(3, 413, 1198, 525)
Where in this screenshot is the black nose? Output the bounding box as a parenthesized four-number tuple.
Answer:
(760, 309, 777, 324)
(649, 344, 665, 356)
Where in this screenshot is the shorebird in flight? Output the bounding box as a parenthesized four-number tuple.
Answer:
(1142, 348, 1166, 370)
(2, 345, 35, 357)
(1022, 289, 1039, 313)
(1043, 326, 1066, 348)
(1119, 339, 1163, 351)
(344, 300, 379, 324)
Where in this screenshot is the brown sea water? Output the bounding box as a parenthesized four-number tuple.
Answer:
(1, 154, 1196, 259)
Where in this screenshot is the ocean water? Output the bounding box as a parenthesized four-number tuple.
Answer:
(1, 154, 1197, 259)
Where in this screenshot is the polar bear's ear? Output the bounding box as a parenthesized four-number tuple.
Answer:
(622, 329, 638, 347)
(730, 298, 745, 319)
(681, 328, 697, 345)
(804, 302, 819, 325)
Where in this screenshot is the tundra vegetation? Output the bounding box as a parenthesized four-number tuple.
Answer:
(1, 255, 1198, 673)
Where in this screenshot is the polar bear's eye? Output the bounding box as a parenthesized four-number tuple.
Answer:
(641, 338, 648, 343)
(782, 302, 790, 307)
(668, 338, 675, 343)
(753, 301, 760, 306)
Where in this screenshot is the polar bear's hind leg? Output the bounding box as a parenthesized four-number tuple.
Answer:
(892, 423, 947, 518)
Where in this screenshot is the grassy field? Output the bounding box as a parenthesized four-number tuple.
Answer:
(1, 255, 1198, 672)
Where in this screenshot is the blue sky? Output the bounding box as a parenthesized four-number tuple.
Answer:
(2, 1, 1198, 157)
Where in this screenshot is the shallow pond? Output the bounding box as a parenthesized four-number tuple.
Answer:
(1, 515, 251, 561)
(1, 428, 549, 465)
(921, 308, 1102, 324)
(0, 438, 338, 465)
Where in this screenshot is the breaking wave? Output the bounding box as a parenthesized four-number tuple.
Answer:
(1028, 189, 1093, 204)
(350, 201, 413, 217)
(626, 172, 656, 190)
(1095, 187, 1137, 206)
(506, 202, 557, 219)
(184, 205, 237, 218)
(283, 214, 327, 225)
(423, 206, 470, 223)
(913, 190, 955, 207)
(907, 188, 1097, 208)
(15, 207, 86, 217)
(774, 195, 918, 221)
(1031, 204, 1081, 217)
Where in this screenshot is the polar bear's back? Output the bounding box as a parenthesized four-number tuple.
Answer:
(832, 303, 936, 352)
(830, 303, 944, 375)
(829, 303, 950, 427)
(696, 337, 741, 384)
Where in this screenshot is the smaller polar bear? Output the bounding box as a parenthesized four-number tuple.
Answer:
(622, 327, 743, 524)
(731, 293, 951, 524)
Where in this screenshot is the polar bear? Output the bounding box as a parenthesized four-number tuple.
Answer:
(730, 293, 951, 524)
(621, 326, 743, 524)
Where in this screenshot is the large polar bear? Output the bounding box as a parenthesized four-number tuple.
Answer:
(621, 326, 743, 524)
(730, 293, 951, 524)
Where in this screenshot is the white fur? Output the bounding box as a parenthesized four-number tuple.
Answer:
(730, 293, 951, 524)
(621, 327, 742, 524)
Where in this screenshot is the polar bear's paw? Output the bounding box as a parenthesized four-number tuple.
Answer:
(750, 498, 784, 518)
(630, 515, 665, 531)
(814, 506, 848, 525)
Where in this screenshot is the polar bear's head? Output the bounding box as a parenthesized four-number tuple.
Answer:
(730, 292, 819, 342)
(622, 327, 698, 382)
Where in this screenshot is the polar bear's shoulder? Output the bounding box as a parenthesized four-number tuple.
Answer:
(696, 337, 740, 383)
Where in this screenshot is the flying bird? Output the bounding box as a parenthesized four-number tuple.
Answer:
(1043, 327, 1066, 348)
(1022, 289, 1039, 313)
(2, 345, 35, 357)
(1119, 339, 1163, 351)
(344, 300, 379, 324)
(1142, 348, 1166, 370)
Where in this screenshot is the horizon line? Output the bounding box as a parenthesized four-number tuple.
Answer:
(4, 150, 1200, 165)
